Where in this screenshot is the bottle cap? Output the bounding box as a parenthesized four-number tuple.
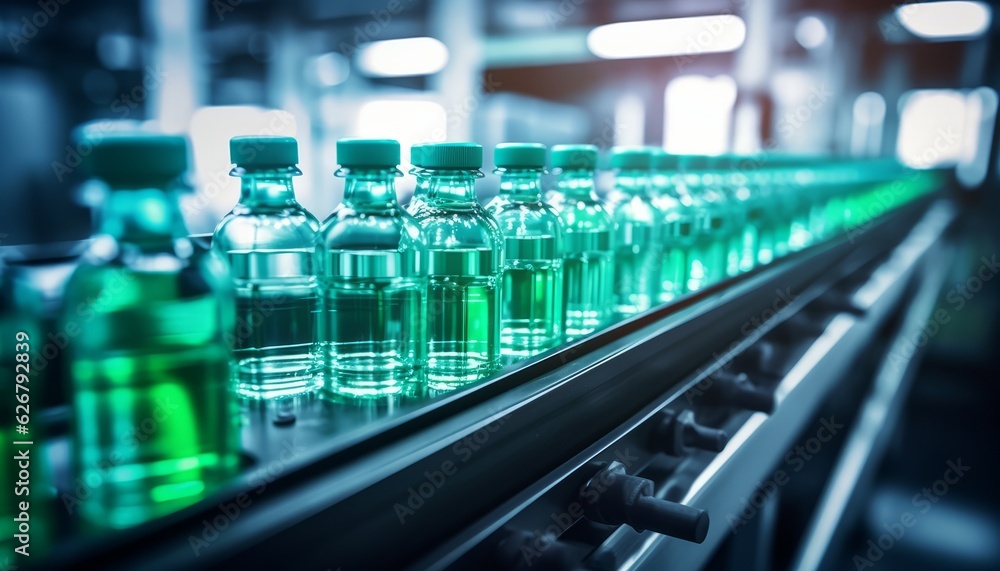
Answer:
(84, 133, 188, 185)
(550, 144, 598, 170)
(414, 142, 483, 169)
(230, 136, 298, 168)
(336, 138, 400, 168)
(677, 154, 716, 172)
(610, 146, 653, 170)
(651, 148, 681, 171)
(494, 142, 547, 169)
(410, 143, 427, 168)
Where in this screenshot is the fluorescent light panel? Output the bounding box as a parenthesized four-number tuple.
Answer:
(587, 15, 746, 60)
(357, 37, 449, 77)
(895, 1, 991, 39)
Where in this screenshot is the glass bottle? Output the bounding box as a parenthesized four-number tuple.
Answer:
(718, 154, 758, 274)
(412, 143, 502, 388)
(677, 155, 728, 290)
(212, 136, 321, 399)
(606, 147, 662, 316)
(65, 133, 240, 530)
(318, 139, 427, 396)
(549, 144, 615, 337)
(406, 142, 431, 217)
(650, 149, 695, 303)
(486, 143, 564, 357)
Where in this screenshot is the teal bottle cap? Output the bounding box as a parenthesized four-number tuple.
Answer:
(415, 142, 483, 169)
(651, 148, 681, 171)
(677, 154, 716, 172)
(550, 144, 598, 170)
(494, 142, 547, 169)
(610, 146, 653, 170)
(410, 143, 428, 167)
(230, 136, 298, 168)
(84, 132, 189, 185)
(336, 138, 400, 168)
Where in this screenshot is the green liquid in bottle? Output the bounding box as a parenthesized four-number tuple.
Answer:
(70, 273, 239, 528)
(227, 250, 319, 398)
(549, 148, 615, 338)
(488, 150, 564, 357)
(321, 253, 424, 395)
(425, 249, 500, 386)
(607, 156, 661, 317)
(500, 249, 562, 356)
(650, 159, 695, 303)
(214, 138, 321, 399)
(561, 227, 613, 337)
(319, 141, 427, 397)
(67, 135, 240, 531)
(413, 143, 501, 389)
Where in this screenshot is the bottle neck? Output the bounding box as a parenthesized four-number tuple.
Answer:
(99, 184, 188, 251)
(426, 170, 482, 204)
(341, 168, 399, 208)
(497, 169, 543, 201)
(411, 168, 431, 199)
(614, 169, 651, 196)
(234, 168, 300, 209)
(556, 169, 597, 199)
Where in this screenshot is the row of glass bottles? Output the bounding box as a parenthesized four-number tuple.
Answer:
(209, 139, 942, 400)
(44, 131, 939, 535)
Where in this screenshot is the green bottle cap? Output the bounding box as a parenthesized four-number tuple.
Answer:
(494, 142, 547, 169)
(651, 148, 681, 171)
(230, 136, 298, 168)
(84, 133, 189, 185)
(336, 138, 400, 168)
(550, 144, 598, 170)
(610, 146, 653, 170)
(416, 142, 482, 169)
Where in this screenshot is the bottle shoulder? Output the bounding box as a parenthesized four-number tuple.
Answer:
(610, 194, 661, 224)
(213, 208, 320, 252)
(320, 205, 426, 251)
(557, 199, 613, 232)
(415, 204, 503, 249)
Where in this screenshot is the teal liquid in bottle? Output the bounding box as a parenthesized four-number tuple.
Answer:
(487, 143, 564, 357)
(716, 155, 758, 274)
(213, 136, 321, 399)
(318, 139, 427, 396)
(651, 149, 696, 303)
(66, 134, 240, 530)
(753, 164, 779, 266)
(606, 147, 661, 316)
(412, 143, 502, 388)
(781, 159, 814, 252)
(549, 145, 615, 337)
(677, 155, 727, 291)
